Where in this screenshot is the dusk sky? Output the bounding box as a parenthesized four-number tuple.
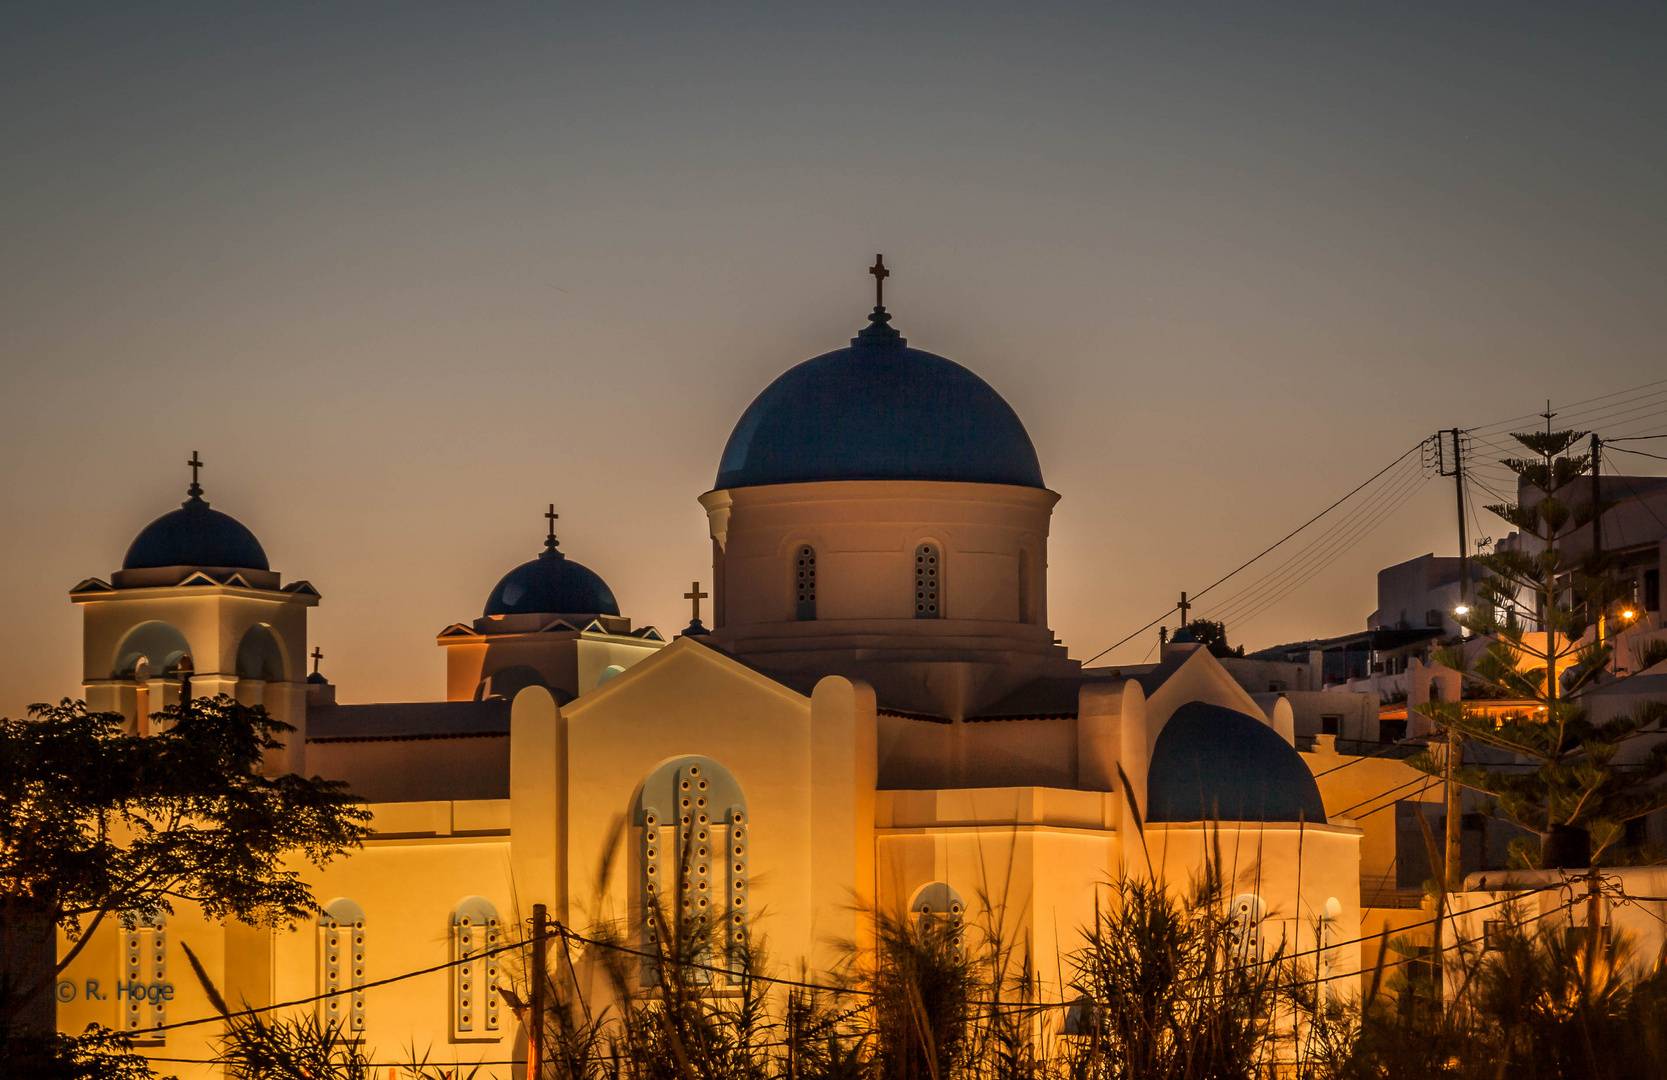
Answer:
(2, 3, 1663, 716)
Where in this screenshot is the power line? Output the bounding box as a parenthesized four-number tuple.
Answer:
(1082, 440, 1428, 665)
(1225, 467, 1434, 633)
(1205, 456, 1427, 623)
(1606, 445, 1667, 464)
(114, 933, 533, 1036)
(1468, 377, 1667, 437)
(1331, 774, 1439, 819)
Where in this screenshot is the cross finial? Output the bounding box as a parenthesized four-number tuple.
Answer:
(1177, 591, 1192, 625)
(186, 451, 204, 498)
(869, 254, 889, 308)
(543, 503, 561, 553)
(684, 581, 709, 622)
(311, 646, 323, 675)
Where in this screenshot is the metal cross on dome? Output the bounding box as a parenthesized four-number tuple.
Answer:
(187, 451, 204, 497)
(1177, 592, 1191, 624)
(544, 504, 560, 551)
(869, 254, 888, 307)
(311, 646, 323, 675)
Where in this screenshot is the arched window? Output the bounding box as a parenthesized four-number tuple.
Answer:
(795, 545, 817, 621)
(909, 882, 965, 956)
(635, 756, 748, 983)
(914, 543, 942, 619)
(478, 665, 551, 701)
(119, 912, 166, 1043)
(112, 621, 192, 679)
(1318, 896, 1342, 977)
(1018, 548, 1037, 625)
(451, 897, 502, 1040)
(319, 899, 367, 1037)
(236, 624, 287, 682)
(1226, 894, 1265, 963)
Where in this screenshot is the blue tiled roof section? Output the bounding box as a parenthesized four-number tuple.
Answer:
(124, 496, 270, 571)
(715, 311, 1044, 490)
(1146, 701, 1326, 824)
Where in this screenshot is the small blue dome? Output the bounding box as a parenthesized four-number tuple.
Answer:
(1146, 702, 1326, 824)
(485, 547, 620, 618)
(716, 310, 1045, 491)
(123, 495, 269, 571)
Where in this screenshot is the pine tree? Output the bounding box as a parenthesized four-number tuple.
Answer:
(1413, 425, 1667, 867)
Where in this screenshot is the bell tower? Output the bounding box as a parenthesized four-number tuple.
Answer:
(71, 455, 318, 773)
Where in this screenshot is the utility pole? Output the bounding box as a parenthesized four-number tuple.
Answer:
(529, 904, 547, 1080)
(1592, 434, 1608, 665)
(1451, 429, 1470, 612)
(1586, 867, 1603, 993)
(1443, 429, 1468, 893)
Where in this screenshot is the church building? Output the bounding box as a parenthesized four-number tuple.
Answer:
(56, 264, 1363, 1073)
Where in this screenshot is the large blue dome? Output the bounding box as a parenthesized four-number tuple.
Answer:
(1146, 702, 1326, 824)
(485, 547, 620, 619)
(123, 495, 270, 571)
(715, 309, 1045, 491)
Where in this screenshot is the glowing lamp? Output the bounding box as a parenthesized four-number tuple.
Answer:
(1454, 604, 1470, 617)
(1621, 609, 1637, 621)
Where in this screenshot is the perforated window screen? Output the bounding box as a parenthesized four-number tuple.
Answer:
(914, 543, 941, 618)
(452, 898, 502, 1039)
(795, 546, 817, 621)
(319, 899, 366, 1037)
(636, 756, 749, 984)
(120, 913, 166, 1043)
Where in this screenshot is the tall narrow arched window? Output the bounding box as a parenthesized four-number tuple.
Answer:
(451, 897, 502, 1040)
(319, 898, 367, 1037)
(914, 543, 942, 619)
(235, 623, 287, 682)
(1227, 894, 1265, 963)
(1018, 548, 1036, 625)
(909, 882, 965, 957)
(1318, 896, 1342, 978)
(795, 545, 817, 621)
(635, 756, 748, 984)
(119, 912, 166, 1043)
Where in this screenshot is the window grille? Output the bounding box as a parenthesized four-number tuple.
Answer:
(120, 912, 166, 1043)
(319, 899, 367, 1037)
(451, 897, 502, 1040)
(1227, 894, 1265, 963)
(635, 756, 749, 984)
(795, 546, 817, 621)
(914, 543, 941, 619)
(910, 882, 965, 957)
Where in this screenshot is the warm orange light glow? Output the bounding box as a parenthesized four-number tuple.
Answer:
(1621, 609, 1637, 620)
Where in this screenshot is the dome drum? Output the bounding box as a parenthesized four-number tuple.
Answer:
(702, 480, 1058, 634)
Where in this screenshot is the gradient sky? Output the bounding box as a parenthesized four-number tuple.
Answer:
(2, 3, 1664, 716)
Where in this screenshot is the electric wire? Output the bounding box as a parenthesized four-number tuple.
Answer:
(1331, 774, 1440, 819)
(1203, 455, 1428, 626)
(1225, 467, 1435, 633)
(1081, 441, 1426, 664)
(1606, 445, 1667, 464)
